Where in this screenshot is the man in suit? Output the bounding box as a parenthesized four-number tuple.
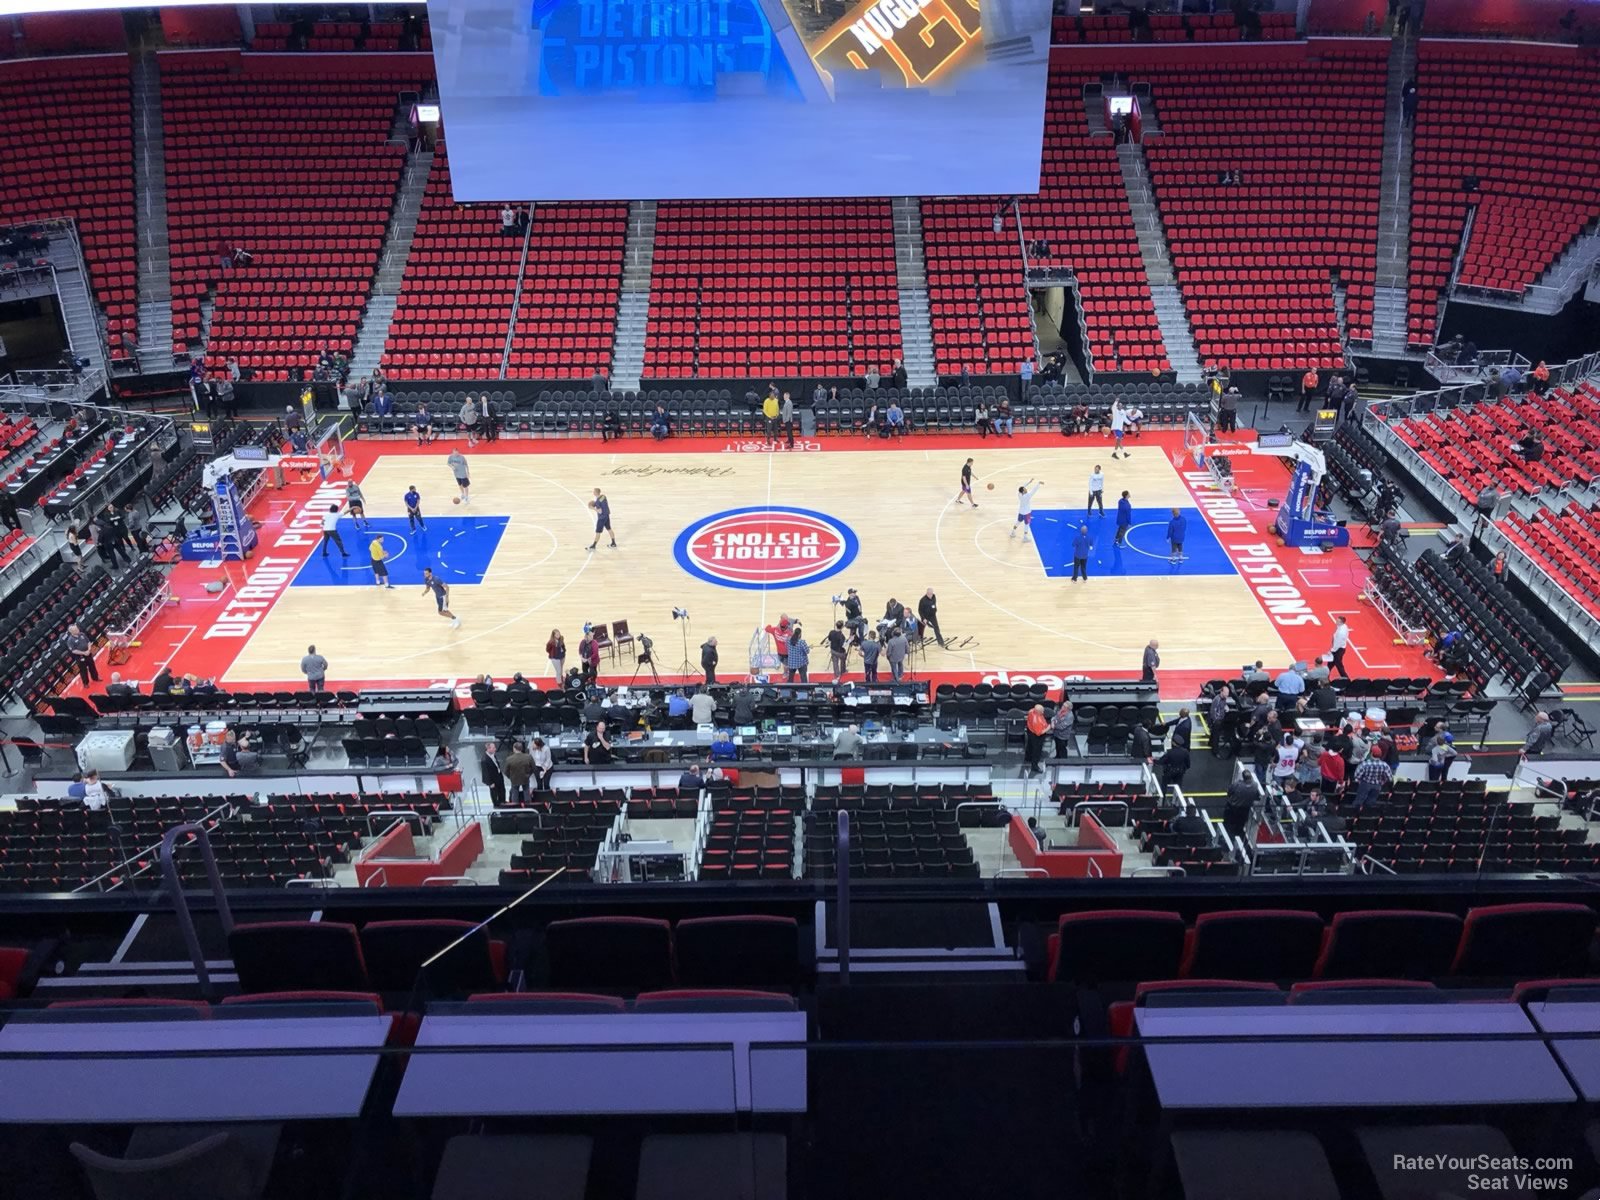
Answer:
(480, 740, 506, 807)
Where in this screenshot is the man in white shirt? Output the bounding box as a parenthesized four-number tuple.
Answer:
(1110, 400, 1128, 458)
(82, 770, 108, 810)
(1328, 615, 1351, 680)
(1010, 479, 1043, 541)
(1087, 465, 1106, 515)
(319, 505, 348, 559)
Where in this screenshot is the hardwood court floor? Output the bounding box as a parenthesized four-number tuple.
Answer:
(220, 438, 1290, 685)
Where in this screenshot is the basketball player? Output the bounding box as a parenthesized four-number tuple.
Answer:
(954, 457, 978, 506)
(345, 479, 369, 530)
(1087, 464, 1105, 515)
(404, 485, 425, 531)
(1009, 478, 1042, 541)
(1110, 400, 1128, 459)
(586, 487, 616, 551)
(447, 447, 470, 504)
(420, 567, 460, 627)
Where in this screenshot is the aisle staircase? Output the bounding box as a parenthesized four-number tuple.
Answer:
(609, 199, 657, 391)
(346, 146, 432, 381)
(130, 50, 174, 372)
(1371, 32, 1418, 357)
(1115, 142, 1203, 383)
(891, 196, 938, 388)
(45, 231, 109, 377)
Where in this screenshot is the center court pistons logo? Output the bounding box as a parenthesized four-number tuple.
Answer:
(674, 506, 858, 590)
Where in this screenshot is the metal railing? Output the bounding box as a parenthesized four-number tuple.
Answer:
(71, 799, 237, 893)
(159, 820, 235, 999)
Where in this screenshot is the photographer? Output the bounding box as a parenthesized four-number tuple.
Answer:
(839, 588, 866, 638)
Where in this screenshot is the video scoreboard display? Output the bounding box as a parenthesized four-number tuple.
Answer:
(428, 0, 1052, 200)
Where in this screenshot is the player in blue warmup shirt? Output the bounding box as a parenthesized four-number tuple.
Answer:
(586, 487, 617, 551)
(1166, 507, 1188, 563)
(1114, 490, 1133, 546)
(404, 486, 425, 531)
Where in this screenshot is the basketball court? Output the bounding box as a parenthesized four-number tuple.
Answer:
(110, 428, 1432, 695)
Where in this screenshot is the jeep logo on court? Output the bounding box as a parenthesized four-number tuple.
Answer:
(673, 506, 858, 591)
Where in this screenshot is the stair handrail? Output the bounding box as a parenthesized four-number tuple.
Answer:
(158, 819, 236, 998)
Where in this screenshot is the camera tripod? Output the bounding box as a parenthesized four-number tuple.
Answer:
(630, 640, 661, 685)
(674, 617, 694, 679)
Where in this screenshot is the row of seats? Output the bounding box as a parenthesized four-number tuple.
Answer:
(1053, 10, 1295, 43)
(1501, 504, 1600, 621)
(229, 914, 801, 994)
(1044, 902, 1597, 984)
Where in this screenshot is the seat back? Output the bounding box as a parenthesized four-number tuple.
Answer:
(1184, 910, 1325, 981)
(1314, 910, 1464, 980)
(1451, 902, 1598, 977)
(675, 916, 799, 988)
(635, 989, 797, 1012)
(544, 916, 674, 990)
(227, 921, 369, 993)
(70, 1132, 243, 1200)
(1049, 909, 1186, 983)
(359, 919, 503, 995)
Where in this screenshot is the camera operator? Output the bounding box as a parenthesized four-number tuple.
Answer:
(839, 587, 866, 639)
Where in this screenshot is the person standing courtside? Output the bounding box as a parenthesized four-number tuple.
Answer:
(1328, 615, 1351, 680)
(885, 626, 908, 682)
(586, 487, 616, 551)
(701, 636, 719, 686)
(860, 628, 881, 683)
(1141, 638, 1161, 683)
(1086, 464, 1105, 516)
(917, 589, 943, 647)
(65, 623, 98, 685)
(301, 645, 328, 693)
(781, 391, 795, 449)
(480, 741, 505, 806)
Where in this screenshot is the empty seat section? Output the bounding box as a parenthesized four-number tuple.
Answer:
(920, 197, 1033, 374)
(227, 920, 371, 993)
(382, 143, 521, 379)
(0, 56, 136, 361)
(161, 52, 421, 373)
(644, 200, 902, 379)
(1134, 41, 1386, 366)
(503, 199, 627, 379)
(1022, 64, 1169, 373)
(1407, 42, 1600, 346)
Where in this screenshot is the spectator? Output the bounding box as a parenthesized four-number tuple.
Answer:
(503, 740, 534, 804)
(1159, 741, 1191, 788)
(974, 402, 992, 438)
(1024, 704, 1050, 775)
(677, 763, 704, 792)
(530, 737, 554, 790)
(1401, 77, 1418, 122)
(886, 402, 906, 437)
(1427, 730, 1458, 782)
(889, 357, 907, 389)
(993, 399, 1014, 437)
(1049, 701, 1076, 758)
(1020, 357, 1034, 389)
(1318, 740, 1347, 800)
(1351, 748, 1394, 810)
(650, 403, 671, 441)
(784, 628, 810, 683)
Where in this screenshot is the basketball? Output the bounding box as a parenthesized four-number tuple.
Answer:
(452, 497, 461, 505)
(986, 483, 994, 491)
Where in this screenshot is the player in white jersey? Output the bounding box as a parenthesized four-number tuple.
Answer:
(1010, 478, 1043, 541)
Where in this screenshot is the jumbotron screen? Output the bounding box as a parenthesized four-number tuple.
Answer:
(428, 0, 1052, 200)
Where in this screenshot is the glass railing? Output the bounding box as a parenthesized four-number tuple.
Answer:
(2, 992, 1598, 1198)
